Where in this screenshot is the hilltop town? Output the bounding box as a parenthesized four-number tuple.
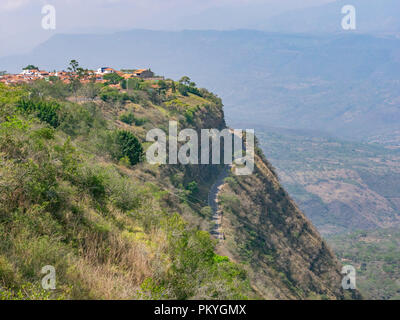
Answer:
(0, 65, 159, 87)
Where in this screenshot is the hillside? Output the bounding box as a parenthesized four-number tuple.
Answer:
(218, 149, 358, 299)
(255, 127, 400, 235)
(0, 77, 252, 299)
(0, 68, 357, 299)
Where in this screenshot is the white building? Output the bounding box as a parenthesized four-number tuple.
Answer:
(96, 67, 115, 75)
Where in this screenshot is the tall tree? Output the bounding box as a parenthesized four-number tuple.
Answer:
(179, 76, 191, 85)
(67, 60, 85, 101)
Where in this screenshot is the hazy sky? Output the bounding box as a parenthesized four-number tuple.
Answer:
(0, 0, 336, 57)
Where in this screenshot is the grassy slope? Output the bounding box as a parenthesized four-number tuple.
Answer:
(0, 82, 253, 300)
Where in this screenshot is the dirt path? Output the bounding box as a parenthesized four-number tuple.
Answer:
(208, 165, 231, 241)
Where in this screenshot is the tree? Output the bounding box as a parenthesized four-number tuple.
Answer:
(0, 71, 7, 76)
(17, 99, 60, 128)
(67, 60, 85, 101)
(67, 60, 86, 79)
(177, 84, 189, 96)
(28, 78, 69, 100)
(78, 82, 101, 101)
(67, 60, 79, 74)
(179, 76, 191, 85)
(103, 73, 123, 85)
(158, 80, 167, 89)
(119, 112, 136, 125)
(186, 181, 198, 195)
(113, 130, 143, 165)
(23, 65, 39, 70)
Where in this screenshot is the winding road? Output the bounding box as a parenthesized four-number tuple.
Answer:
(208, 165, 231, 241)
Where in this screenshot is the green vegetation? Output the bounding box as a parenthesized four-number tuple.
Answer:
(121, 78, 142, 90)
(119, 112, 147, 126)
(113, 130, 143, 165)
(177, 76, 202, 97)
(23, 65, 39, 70)
(67, 60, 86, 99)
(17, 99, 60, 128)
(103, 73, 123, 85)
(327, 228, 400, 300)
(0, 62, 252, 300)
(186, 181, 199, 196)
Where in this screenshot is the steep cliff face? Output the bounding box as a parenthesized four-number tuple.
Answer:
(158, 91, 360, 299)
(149, 90, 360, 300)
(217, 148, 360, 299)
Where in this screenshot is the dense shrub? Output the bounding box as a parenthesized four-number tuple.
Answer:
(100, 87, 135, 103)
(184, 106, 199, 124)
(113, 130, 143, 165)
(121, 78, 142, 90)
(57, 102, 107, 140)
(178, 84, 202, 97)
(186, 181, 199, 195)
(119, 112, 135, 125)
(17, 99, 60, 128)
(81, 168, 107, 200)
(26, 79, 70, 100)
(119, 112, 148, 126)
(103, 73, 123, 85)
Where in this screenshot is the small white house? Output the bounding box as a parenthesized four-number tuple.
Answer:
(96, 67, 115, 75)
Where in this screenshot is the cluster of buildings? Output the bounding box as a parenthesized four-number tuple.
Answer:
(0, 67, 155, 86)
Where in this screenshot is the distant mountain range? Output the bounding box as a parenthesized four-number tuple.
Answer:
(259, 0, 400, 34)
(172, 0, 400, 35)
(1, 29, 399, 144)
